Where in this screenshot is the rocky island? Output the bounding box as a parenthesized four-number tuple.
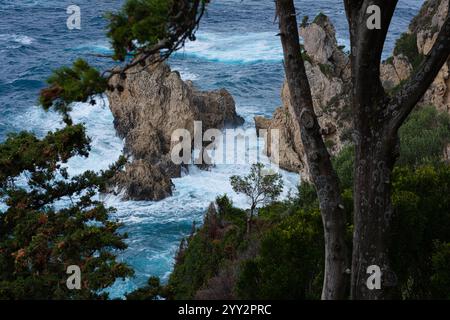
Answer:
(107, 56, 244, 200)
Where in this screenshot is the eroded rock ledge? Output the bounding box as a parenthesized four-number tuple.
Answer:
(107, 56, 244, 201)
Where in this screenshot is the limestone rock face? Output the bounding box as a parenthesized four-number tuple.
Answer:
(255, 104, 303, 173)
(381, 0, 450, 114)
(255, 15, 352, 181)
(380, 55, 413, 90)
(113, 160, 174, 201)
(107, 57, 244, 200)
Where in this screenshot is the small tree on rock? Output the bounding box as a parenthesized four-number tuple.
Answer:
(230, 163, 284, 233)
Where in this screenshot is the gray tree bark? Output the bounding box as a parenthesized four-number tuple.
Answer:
(344, 0, 450, 299)
(276, 0, 349, 300)
(276, 0, 450, 299)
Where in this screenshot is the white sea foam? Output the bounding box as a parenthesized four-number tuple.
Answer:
(76, 31, 283, 66)
(0, 34, 34, 49)
(176, 31, 283, 64)
(73, 42, 112, 55)
(176, 66, 200, 81)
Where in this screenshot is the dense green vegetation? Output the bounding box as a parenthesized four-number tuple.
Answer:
(129, 106, 450, 300)
(0, 127, 132, 299)
(398, 106, 450, 167)
(333, 106, 450, 189)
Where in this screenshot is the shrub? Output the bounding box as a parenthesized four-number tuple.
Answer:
(393, 32, 424, 70)
(398, 106, 450, 167)
(390, 164, 450, 299)
(236, 205, 324, 300)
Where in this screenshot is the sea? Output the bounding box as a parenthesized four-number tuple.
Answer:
(0, 0, 424, 298)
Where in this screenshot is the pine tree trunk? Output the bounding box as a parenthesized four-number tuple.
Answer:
(276, 0, 349, 300)
(350, 124, 399, 299)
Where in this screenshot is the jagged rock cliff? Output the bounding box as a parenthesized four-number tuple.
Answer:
(256, 1, 450, 180)
(107, 56, 244, 200)
(255, 14, 353, 180)
(381, 0, 449, 114)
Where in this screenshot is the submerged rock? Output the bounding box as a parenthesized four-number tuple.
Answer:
(107, 56, 244, 201)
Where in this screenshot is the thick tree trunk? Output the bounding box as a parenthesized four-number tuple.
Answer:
(345, 1, 450, 299)
(276, 0, 349, 300)
(276, 0, 449, 300)
(351, 124, 399, 299)
(344, 0, 400, 300)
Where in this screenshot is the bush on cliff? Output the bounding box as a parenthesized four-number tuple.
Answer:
(393, 32, 424, 71)
(398, 106, 450, 167)
(333, 106, 450, 189)
(235, 192, 325, 299)
(165, 196, 247, 300)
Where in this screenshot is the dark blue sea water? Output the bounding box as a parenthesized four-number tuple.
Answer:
(0, 0, 424, 298)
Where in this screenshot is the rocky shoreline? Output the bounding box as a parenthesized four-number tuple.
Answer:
(105, 0, 449, 199)
(107, 56, 244, 201)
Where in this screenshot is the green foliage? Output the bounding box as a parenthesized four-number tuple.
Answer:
(329, 107, 450, 299)
(390, 164, 450, 299)
(313, 12, 328, 25)
(332, 143, 450, 299)
(318, 63, 333, 78)
(0, 126, 132, 299)
(166, 196, 247, 299)
(431, 241, 450, 299)
(236, 202, 324, 299)
(0, 125, 90, 185)
(324, 138, 335, 150)
(332, 107, 450, 188)
(164, 189, 326, 300)
(39, 59, 108, 122)
(5, 0, 211, 300)
(301, 51, 313, 64)
(332, 144, 354, 190)
(393, 32, 424, 70)
(301, 16, 309, 28)
(385, 56, 394, 65)
(165, 160, 450, 300)
(230, 163, 284, 212)
(106, 0, 172, 61)
(106, 0, 207, 61)
(125, 276, 166, 300)
(398, 106, 450, 167)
